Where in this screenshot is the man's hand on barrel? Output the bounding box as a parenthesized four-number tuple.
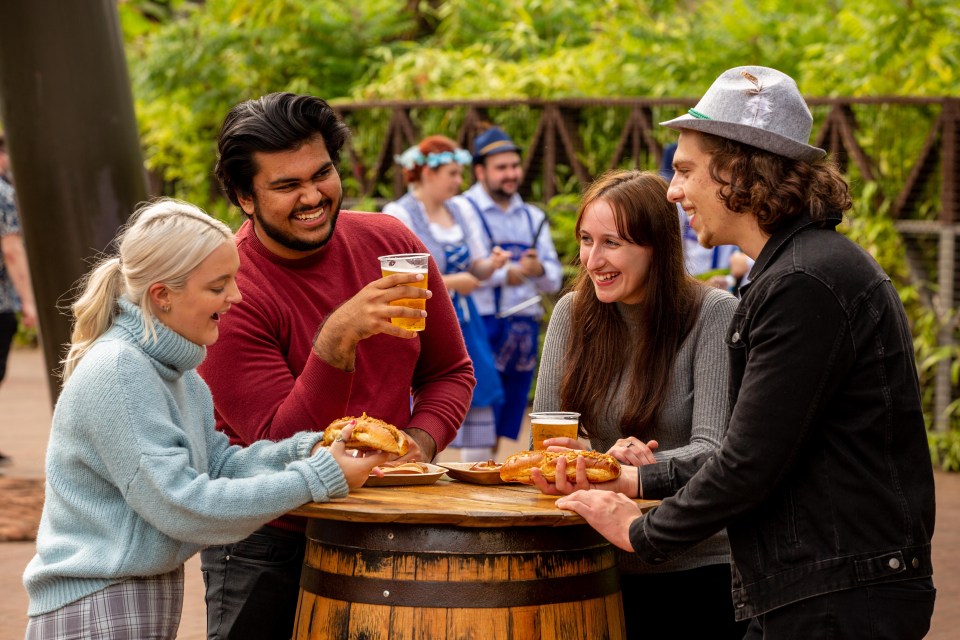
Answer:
(555, 490, 641, 552)
(314, 421, 391, 489)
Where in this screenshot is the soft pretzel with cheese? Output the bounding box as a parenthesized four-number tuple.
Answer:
(321, 413, 409, 456)
(500, 450, 620, 484)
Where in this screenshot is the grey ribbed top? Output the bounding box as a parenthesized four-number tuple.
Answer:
(534, 286, 737, 573)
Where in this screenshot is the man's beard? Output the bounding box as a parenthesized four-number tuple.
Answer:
(252, 194, 342, 253)
(486, 178, 519, 204)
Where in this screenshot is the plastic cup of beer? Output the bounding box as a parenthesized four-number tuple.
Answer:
(530, 411, 581, 450)
(379, 253, 430, 331)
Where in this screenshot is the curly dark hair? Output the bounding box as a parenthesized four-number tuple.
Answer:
(215, 92, 350, 207)
(695, 132, 852, 233)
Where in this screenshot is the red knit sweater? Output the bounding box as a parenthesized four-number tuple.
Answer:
(199, 212, 474, 455)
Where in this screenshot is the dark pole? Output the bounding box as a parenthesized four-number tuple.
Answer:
(0, 0, 148, 404)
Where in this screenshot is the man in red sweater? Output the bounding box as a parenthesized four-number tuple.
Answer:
(198, 93, 474, 640)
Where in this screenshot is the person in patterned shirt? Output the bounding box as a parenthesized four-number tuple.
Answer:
(0, 132, 37, 467)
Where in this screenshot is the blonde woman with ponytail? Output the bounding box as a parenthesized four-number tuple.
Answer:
(24, 199, 388, 639)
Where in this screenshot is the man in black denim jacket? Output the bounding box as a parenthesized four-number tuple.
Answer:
(554, 67, 936, 638)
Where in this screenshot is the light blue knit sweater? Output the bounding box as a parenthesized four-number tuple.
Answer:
(23, 299, 349, 616)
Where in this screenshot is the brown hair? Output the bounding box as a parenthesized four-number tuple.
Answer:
(695, 132, 852, 233)
(560, 170, 705, 439)
(401, 135, 459, 184)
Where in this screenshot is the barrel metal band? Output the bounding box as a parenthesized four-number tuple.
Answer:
(300, 564, 620, 608)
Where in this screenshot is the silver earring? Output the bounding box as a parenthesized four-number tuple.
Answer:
(161, 304, 171, 313)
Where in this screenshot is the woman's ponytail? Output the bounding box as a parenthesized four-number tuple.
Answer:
(61, 257, 124, 382)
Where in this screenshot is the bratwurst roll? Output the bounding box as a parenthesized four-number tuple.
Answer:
(500, 450, 620, 484)
(321, 413, 409, 456)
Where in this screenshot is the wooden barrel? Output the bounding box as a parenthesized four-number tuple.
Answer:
(295, 519, 625, 639)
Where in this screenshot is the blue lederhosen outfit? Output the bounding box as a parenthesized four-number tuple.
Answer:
(454, 183, 562, 440)
(383, 193, 503, 448)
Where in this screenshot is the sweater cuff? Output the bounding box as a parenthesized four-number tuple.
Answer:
(298, 447, 349, 501)
(295, 432, 326, 459)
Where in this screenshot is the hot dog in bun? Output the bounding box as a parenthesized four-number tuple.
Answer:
(499, 450, 620, 484)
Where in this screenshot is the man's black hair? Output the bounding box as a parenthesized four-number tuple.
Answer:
(215, 93, 350, 206)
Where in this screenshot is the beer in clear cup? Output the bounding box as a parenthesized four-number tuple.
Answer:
(379, 253, 429, 331)
(530, 411, 581, 450)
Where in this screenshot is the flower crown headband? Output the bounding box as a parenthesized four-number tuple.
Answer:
(394, 145, 472, 170)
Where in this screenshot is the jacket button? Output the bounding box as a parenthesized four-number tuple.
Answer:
(912, 557, 920, 568)
(731, 332, 740, 343)
(888, 557, 901, 570)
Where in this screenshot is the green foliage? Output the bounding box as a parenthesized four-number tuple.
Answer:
(125, 0, 417, 216)
(929, 429, 960, 472)
(127, 0, 960, 216)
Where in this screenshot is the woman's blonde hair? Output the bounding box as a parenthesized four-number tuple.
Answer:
(61, 198, 233, 382)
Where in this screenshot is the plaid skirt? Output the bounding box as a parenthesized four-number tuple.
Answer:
(25, 565, 184, 640)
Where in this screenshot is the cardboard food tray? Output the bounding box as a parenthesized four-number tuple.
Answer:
(437, 462, 510, 485)
(363, 462, 447, 487)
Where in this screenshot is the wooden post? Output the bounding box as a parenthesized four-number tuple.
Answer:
(935, 100, 959, 432)
(936, 226, 955, 432)
(0, 0, 148, 403)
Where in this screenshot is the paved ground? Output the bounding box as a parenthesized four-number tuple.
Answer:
(1, 346, 957, 639)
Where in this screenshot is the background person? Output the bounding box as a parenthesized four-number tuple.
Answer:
(198, 93, 474, 640)
(22, 199, 387, 639)
(453, 126, 562, 446)
(532, 169, 743, 638)
(555, 66, 936, 639)
(0, 132, 37, 468)
(383, 135, 508, 462)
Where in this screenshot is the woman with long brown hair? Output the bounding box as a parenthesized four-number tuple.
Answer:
(532, 169, 744, 638)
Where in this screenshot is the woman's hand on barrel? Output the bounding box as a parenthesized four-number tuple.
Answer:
(606, 438, 658, 466)
(555, 490, 641, 552)
(322, 422, 391, 489)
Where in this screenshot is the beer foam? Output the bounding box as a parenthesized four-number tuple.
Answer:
(532, 419, 579, 425)
(383, 266, 427, 274)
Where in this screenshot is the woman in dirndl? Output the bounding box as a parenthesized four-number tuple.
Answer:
(382, 135, 508, 462)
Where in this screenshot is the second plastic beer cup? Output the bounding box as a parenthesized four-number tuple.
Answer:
(379, 253, 429, 331)
(530, 411, 581, 450)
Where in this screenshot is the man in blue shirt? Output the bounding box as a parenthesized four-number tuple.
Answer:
(454, 127, 562, 443)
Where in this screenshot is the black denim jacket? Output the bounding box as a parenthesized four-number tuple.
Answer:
(631, 212, 936, 620)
